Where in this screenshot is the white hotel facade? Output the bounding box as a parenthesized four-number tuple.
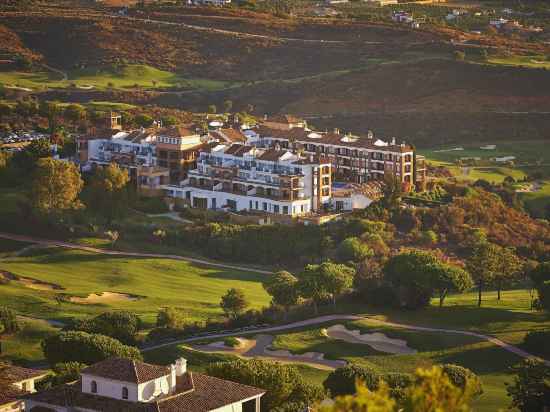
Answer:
(165, 143, 332, 216)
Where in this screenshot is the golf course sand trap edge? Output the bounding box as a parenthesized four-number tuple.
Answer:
(326, 324, 417, 354)
(193, 334, 346, 369)
(70, 292, 140, 304)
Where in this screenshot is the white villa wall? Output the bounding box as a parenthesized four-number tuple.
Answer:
(81, 374, 139, 401)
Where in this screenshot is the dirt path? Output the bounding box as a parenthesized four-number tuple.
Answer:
(0, 232, 273, 275)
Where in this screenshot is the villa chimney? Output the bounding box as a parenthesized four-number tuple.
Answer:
(334, 128, 340, 135)
(264, 114, 268, 121)
(367, 130, 374, 139)
(174, 358, 187, 376)
(275, 142, 281, 151)
(391, 137, 396, 145)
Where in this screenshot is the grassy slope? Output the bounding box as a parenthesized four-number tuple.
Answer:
(269, 289, 549, 412)
(0, 64, 233, 91)
(0, 248, 271, 325)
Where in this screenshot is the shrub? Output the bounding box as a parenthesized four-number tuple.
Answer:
(207, 359, 325, 411)
(507, 358, 550, 412)
(323, 364, 381, 396)
(42, 331, 142, 365)
(224, 337, 240, 347)
(337, 237, 373, 263)
(523, 330, 550, 358)
(441, 364, 483, 397)
(68, 311, 142, 345)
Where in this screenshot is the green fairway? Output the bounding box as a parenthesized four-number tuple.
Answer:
(0, 248, 271, 325)
(269, 320, 520, 412)
(0, 64, 236, 91)
(487, 55, 550, 70)
(521, 179, 550, 218)
(0, 317, 59, 366)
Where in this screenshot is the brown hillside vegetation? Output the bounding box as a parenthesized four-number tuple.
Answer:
(0, 13, 417, 79)
(0, 24, 41, 61)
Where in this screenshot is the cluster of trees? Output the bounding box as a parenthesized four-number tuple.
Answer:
(66, 311, 142, 345)
(264, 262, 355, 315)
(41, 331, 142, 365)
(323, 363, 483, 401)
(207, 359, 325, 411)
(0, 306, 19, 334)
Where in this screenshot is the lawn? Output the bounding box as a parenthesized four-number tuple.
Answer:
(0, 317, 59, 366)
(487, 55, 550, 70)
(0, 64, 236, 92)
(521, 179, 550, 218)
(0, 248, 271, 325)
(268, 318, 523, 412)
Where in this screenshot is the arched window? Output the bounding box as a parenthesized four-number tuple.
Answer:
(91, 380, 97, 393)
(122, 387, 129, 400)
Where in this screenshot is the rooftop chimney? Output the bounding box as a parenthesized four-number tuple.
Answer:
(367, 130, 374, 139)
(334, 128, 340, 135)
(391, 137, 396, 145)
(174, 358, 187, 377)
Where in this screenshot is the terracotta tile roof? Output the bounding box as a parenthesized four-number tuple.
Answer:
(0, 364, 46, 384)
(81, 358, 170, 384)
(224, 144, 253, 157)
(257, 126, 413, 153)
(157, 126, 197, 138)
(25, 372, 264, 412)
(156, 373, 264, 412)
(257, 148, 286, 162)
(212, 128, 246, 143)
(0, 385, 25, 407)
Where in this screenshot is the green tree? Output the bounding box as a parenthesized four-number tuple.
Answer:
(337, 237, 373, 263)
(467, 242, 503, 307)
(431, 264, 473, 307)
(324, 364, 383, 397)
(29, 158, 83, 215)
(0, 306, 20, 334)
(454, 50, 466, 61)
(135, 114, 154, 128)
(263, 271, 299, 314)
(161, 115, 177, 126)
(207, 359, 325, 411)
(298, 262, 355, 312)
(208, 105, 217, 114)
(220, 288, 248, 319)
(15, 138, 51, 170)
(42, 331, 142, 365)
(64, 104, 86, 124)
(384, 250, 439, 309)
(493, 247, 521, 301)
(529, 262, 550, 311)
(506, 358, 550, 412)
(441, 364, 483, 398)
(87, 163, 130, 223)
(156, 307, 186, 329)
(223, 100, 233, 113)
(71, 311, 142, 345)
(321, 366, 476, 412)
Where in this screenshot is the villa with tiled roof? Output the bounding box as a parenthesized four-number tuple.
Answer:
(24, 357, 265, 412)
(0, 363, 47, 411)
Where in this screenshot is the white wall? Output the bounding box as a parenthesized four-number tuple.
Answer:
(81, 374, 139, 401)
(138, 375, 173, 401)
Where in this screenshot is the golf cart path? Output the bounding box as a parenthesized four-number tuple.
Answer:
(0, 232, 272, 274)
(1, 233, 546, 367)
(142, 314, 550, 367)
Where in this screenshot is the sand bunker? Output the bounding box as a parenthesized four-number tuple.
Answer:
(326, 325, 416, 355)
(0, 270, 63, 291)
(194, 334, 345, 369)
(70, 292, 139, 304)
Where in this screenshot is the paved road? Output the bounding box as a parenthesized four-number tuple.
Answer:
(0, 232, 272, 275)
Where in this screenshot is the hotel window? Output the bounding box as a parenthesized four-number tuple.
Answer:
(274, 205, 280, 214)
(263, 202, 268, 211)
